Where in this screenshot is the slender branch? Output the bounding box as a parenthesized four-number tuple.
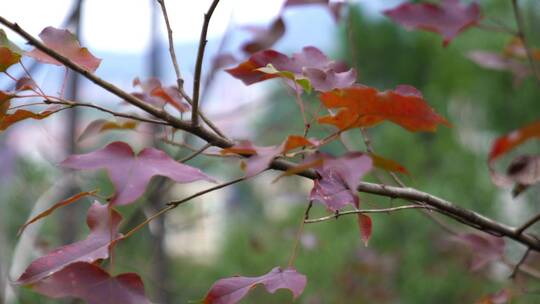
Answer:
(305, 205, 435, 224)
(511, 248, 531, 279)
(43, 99, 170, 126)
(156, 0, 184, 89)
(192, 0, 220, 127)
(122, 177, 246, 240)
(180, 142, 212, 163)
(517, 213, 540, 235)
(511, 0, 540, 85)
(288, 201, 313, 267)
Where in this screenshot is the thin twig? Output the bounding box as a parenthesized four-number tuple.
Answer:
(122, 177, 245, 240)
(192, 0, 220, 127)
(44, 98, 170, 126)
(305, 205, 435, 224)
(288, 200, 313, 267)
(180, 142, 212, 163)
(517, 213, 540, 235)
(156, 0, 184, 89)
(511, 0, 540, 85)
(511, 247, 531, 279)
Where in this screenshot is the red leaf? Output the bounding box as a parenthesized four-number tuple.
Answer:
(132, 77, 189, 112)
(18, 190, 97, 236)
(204, 267, 307, 304)
(221, 136, 314, 177)
(318, 85, 450, 132)
(477, 289, 511, 304)
(0, 108, 56, 131)
(16, 202, 122, 285)
(0, 29, 22, 72)
(489, 121, 540, 162)
(61, 141, 216, 205)
(357, 214, 372, 247)
(77, 119, 138, 142)
(452, 233, 505, 271)
(26, 27, 101, 72)
(242, 18, 286, 54)
(31, 262, 149, 304)
(226, 46, 356, 92)
(384, 0, 481, 47)
(309, 152, 372, 211)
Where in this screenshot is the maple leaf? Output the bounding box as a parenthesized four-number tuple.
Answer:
(61, 141, 216, 205)
(226, 46, 356, 92)
(309, 152, 372, 211)
(0, 29, 22, 72)
(318, 85, 450, 132)
(132, 77, 189, 112)
(77, 119, 138, 142)
(0, 108, 57, 131)
(221, 135, 314, 177)
(357, 214, 372, 247)
(467, 51, 530, 81)
(384, 0, 481, 47)
(452, 233, 505, 271)
(16, 202, 121, 285)
(242, 18, 286, 54)
(204, 267, 307, 304)
(31, 262, 150, 304)
(489, 120, 540, 162)
(26, 27, 101, 72)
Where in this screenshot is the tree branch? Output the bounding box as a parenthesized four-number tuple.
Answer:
(192, 0, 220, 127)
(305, 205, 435, 224)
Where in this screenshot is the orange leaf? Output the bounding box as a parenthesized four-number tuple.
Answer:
(489, 121, 540, 162)
(283, 135, 314, 153)
(0, 108, 56, 131)
(18, 190, 98, 236)
(0, 29, 22, 72)
(369, 153, 409, 175)
(78, 119, 138, 142)
(0, 91, 13, 119)
(319, 85, 450, 132)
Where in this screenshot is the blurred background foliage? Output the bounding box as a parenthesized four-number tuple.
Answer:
(3, 0, 540, 303)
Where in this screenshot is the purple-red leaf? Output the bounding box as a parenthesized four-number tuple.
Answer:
(452, 233, 505, 271)
(31, 262, 149, 304)
(61, 141, 216, 205)
(204, 267, 307, 304)
(226, 47, 356, 92)
(357, 214, 372, 246)
(16, 202, 121, 285)
(132, 77, 189, 112)
(384, 0, 481, 46)
(309, 152, 373, 211)
(26, 27, 101, 72)
(242, 18, 286, 54)
(467, 51, 530, 81)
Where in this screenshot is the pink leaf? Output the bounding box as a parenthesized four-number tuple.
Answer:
(61, 141, 216, 205)
(357, 214, 372, 246)
(31, 262, 149, 304)
(384, 0, 481, 46)
(452, 233, 505, 271)
(26, 27, 101, 72)
(204, 267, 307, 304)
(16, 202, 121, 285)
